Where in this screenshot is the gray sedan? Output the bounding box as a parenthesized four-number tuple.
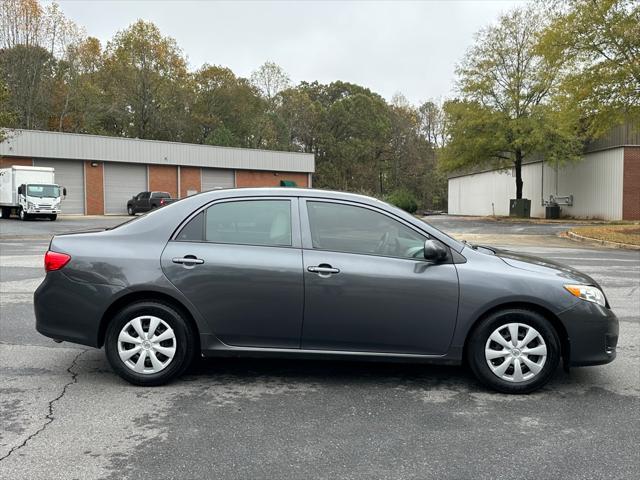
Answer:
(34, 188, 618, 393)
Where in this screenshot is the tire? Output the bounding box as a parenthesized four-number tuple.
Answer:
(105, 300, 196, 386)
(49, 214, 57, 221)
(0, 207, 8, 219)
(467, 308, 560, 394)
(127, 205, 134, 216)
(19, 208, 29, 221)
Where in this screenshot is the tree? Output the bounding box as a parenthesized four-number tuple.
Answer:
(0, 44, 55, 129)
(441, 7, 578, 200)
(278, 86, 322, 153)
(250, 61, 290, 104)
(101, 20, 189, 140)
(0, 0, 45, 49)
(0, 0, 83, 130)
(50, 36, 105, 132)
(537, 0, 640, 136)
(189, 64, 264, 147)
(322, 91, 391, 193)
(0, 78, 16, 142)
(418, 100, 447, 149)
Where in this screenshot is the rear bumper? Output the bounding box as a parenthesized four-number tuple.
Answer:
(34, 271, 119, 348)
(558, 301, 619, 367)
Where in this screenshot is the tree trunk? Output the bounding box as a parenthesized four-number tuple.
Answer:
(514, 149, 523, 199)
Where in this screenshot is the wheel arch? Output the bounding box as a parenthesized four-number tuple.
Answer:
(462, 301, 570, 370)
(98, 290, 201, 352)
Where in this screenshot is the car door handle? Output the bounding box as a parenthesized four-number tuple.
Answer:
(307, 265, 340, 275)
(172, 256, 204, 266)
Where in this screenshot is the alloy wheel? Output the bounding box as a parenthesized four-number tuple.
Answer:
(484, 322, 547, 383)
(117, 315, 176, 374)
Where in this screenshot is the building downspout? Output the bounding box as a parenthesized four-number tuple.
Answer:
(541, 158, 545, 206)
(177, 166, 181, 199)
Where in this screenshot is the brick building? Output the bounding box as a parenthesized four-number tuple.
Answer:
(447, 123, 640, 220)
(0, 129, 314, 215)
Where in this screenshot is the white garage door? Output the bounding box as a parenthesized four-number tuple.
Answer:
(104, 163, 148, 214)
(201, 168, 234, 191)
(33, 159, 85, 214)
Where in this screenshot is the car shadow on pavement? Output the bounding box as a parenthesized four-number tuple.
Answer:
(181, 354, 600, 398)
(182, 356, 574, 394)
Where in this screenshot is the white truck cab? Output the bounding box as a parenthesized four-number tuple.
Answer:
(0, 166, 66, 221)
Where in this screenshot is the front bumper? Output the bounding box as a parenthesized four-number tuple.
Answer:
(558, 300, 619, 367)
(27, 208, 61, 214)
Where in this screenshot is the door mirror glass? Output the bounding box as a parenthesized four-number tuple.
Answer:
(423, 239, 448, 262)
(62, 187, 67, 197)
(17, 185, 23, 195)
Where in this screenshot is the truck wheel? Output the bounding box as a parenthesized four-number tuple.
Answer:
(127, 205, 134, 216)
(49, 214, 57, 221)
(0, 207, 8, 219)
(19, 208, 29, 221)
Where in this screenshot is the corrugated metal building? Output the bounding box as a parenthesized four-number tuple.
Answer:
(0, 129, 315, 215)
(447, 125, 640, 220)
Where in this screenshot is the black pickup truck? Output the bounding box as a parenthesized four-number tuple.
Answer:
(126, 191, 175, 215)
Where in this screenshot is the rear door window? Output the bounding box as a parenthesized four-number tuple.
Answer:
(204, 200, 292, 246)
(175, 200, 293, 246)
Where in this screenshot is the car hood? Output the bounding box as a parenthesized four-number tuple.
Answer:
(480, 246, 599, 286)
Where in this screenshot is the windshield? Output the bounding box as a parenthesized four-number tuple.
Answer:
(27, 184, 60, 198)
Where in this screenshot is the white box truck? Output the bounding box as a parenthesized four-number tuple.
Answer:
(0, 166, 66, 221)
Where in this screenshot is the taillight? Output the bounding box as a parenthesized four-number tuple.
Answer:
(45, 251, 71, 272)
(160, 199, 165, 205)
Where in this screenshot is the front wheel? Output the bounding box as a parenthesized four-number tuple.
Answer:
(105, 301, 196, 386)
(48, 214, 57, 221)
(19, 208, 29, 221)
(467, 309, 560, 394)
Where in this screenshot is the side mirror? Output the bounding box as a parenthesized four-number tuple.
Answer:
(62, 187, 67, 197)
(17, 185, 23, 195)
(423, 239, 448, 262)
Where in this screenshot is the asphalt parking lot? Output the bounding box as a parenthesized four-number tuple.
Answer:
(1, 215, 638, 479)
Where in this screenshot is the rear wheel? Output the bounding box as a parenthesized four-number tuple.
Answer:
(105, 301, 196, 386)
(467, 308, 560, 394)
(127, 205, 134, 216)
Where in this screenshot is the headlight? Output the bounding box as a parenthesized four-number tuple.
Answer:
(27, 201, 35, 208)
(564, 284, 606, 307)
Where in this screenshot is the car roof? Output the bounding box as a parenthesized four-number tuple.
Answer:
(198, 187, 385, 206)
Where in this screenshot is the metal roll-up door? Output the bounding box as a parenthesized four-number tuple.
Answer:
(104, 163, 147, 214)
(33, 159, 85, 214)
(201, 168, 234, 191)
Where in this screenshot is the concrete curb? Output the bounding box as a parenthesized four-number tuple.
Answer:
(561, 231, 640, 251)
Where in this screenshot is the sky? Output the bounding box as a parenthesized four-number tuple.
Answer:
(55, 0, 528, 105)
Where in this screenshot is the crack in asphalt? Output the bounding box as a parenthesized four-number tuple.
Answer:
(0, 349, 87, 462)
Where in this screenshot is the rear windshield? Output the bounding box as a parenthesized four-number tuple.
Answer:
(152, 192, 171, 198)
